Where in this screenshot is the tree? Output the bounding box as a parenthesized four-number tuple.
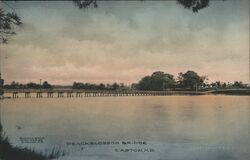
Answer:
(137, 76, 151, 90)
(42, 81, 52, 89)
(131, 83, 138, 90)
(73, 0, 98, 8)
(112, 82, 119, 90)
(232, 81, 244, 88)
(26, 82, 40, 89)
(10, 81, 20, 89)
(73, 0, 211, 12)
(98, 83, 105, 90)
(215, 81, 221, 88)
(0, 8, 22, 43)
(221, 82, 227, 88)
(137, 71, 176, 91)
(177, 0, 210, 12)
(178, 70, 205, 90)
(150, 71, 175, 90)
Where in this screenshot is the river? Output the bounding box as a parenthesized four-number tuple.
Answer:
(1, 95, 249, 160)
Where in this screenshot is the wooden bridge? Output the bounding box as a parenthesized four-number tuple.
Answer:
(3, 89, 207, 99)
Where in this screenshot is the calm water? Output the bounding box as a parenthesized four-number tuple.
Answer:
(1, 95, 250, 160)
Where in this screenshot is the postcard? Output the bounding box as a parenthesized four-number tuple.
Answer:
(0, 0, 249, 160)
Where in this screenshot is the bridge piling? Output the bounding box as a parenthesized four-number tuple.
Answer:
(25, 92, 31, 98)
(47, 92, 53, 98)
(36, 92, 43, 98)
(12, 92, 18, 98)
(58, 92, 64, 98)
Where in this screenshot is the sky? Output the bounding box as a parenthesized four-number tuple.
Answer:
(0, 0, 249, 85)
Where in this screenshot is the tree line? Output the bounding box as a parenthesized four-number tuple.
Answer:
(134, 71, 248, 91)
(1, 71, 248, 91)
(3, 81, 52, 90)
(134, 71, 205, 91)
(72, 82, 127, 90)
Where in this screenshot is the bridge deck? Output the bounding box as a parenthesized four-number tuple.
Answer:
(3, 89, 207, 98)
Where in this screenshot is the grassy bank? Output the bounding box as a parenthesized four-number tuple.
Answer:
(0, 123, 63, 160)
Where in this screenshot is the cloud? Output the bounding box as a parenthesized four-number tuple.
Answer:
(1, 0, 249, 84)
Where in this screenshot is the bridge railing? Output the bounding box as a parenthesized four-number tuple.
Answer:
(3, 89, 206, 94)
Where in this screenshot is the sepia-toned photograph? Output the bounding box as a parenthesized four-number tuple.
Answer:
(0, 0, 249, 160)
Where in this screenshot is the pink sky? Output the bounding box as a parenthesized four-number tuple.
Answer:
(1, 1, 249, 85)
